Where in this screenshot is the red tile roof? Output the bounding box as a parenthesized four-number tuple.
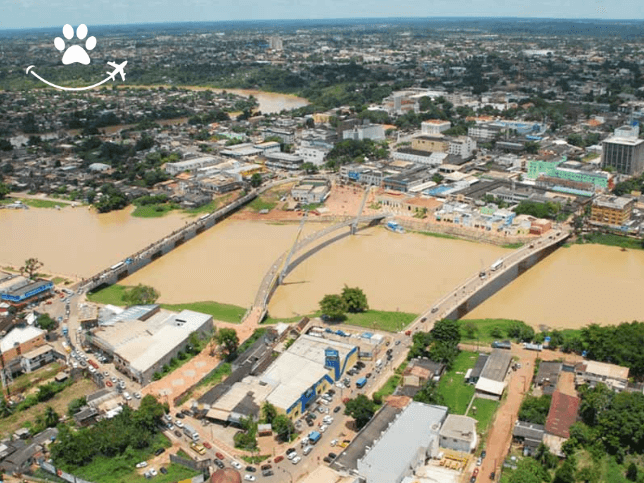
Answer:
(545, 390, 580, 438)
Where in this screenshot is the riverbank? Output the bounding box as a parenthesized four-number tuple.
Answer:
(577, 232, 644, 251)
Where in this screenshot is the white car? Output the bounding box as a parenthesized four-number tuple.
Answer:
(330, 439, 338, 447)
(136, 461, 148, 468)
(175, 420, 184, 428)
(319, 424, 328, 433)
(123, 392, 132, 401)
(335, 382, 344, 388)
(287, 451, 297, 460)
(244, 476, 256, 482)
(323, 417, 334, 424)
(231, 461, 243, 470)
(149, 468, 157, 477)
(134, 392, 142, 399)
(291, 456, 301, 465)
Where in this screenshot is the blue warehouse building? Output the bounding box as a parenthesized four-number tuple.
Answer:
(1, 279, 53, 306)
(260, 334, 358, 420)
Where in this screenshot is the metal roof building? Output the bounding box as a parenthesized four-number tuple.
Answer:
(356, 402, 448, 483)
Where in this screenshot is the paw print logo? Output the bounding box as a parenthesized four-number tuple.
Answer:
(54, 24, 97, 65)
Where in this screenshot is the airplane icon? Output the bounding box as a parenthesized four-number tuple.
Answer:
(106, 61, 127, 81)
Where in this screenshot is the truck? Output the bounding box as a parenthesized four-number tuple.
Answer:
(183, 424, 200, 441)
(356, 377, 367, 389)
(491, 340, 512, 350)
(308, 431, 321, 445)
(523, 342, 543, 352)
(375, 359, 383, 369)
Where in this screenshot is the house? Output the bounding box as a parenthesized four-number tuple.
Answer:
(475, 350, 512, 399)
(19, 344, 56, 373)
(574, 360, 629, 392)
(513, 421, 545, 455)
(466, 354, 489, 384)
(439, 414, 478, 453)
(535, 361, 562, 396)
(73, 406, 99, 427)
(545, 390, 580, 439)
(403, 358, 446, 387)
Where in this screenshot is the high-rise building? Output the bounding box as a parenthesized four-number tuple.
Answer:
(601, 124, 644, 175)
(268, 36, 283, 51)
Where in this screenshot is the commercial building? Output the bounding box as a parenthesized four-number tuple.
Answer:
(439, 414, 478, 453)
(412, 135, 448, 153)
(295, 143, 330, 166)
(356, 402, 448, 483)
(590, 195, 634, 226)
(574, 360, 629, 392)
(421, 120, 451, 135)
(0, 279, 53, 307)
(0, 325, 46, 371)
(263, 152, 303, 170)
(392, 149, 447, 166)
(527, 158, 609, 194)
(290, 178, 331, 204)
(263, 127, 295, 144)
(207, 334, 358, 423)
(601, 126, 644, 175)
(468, 122, 507, 141)
(19, 344, 56, 373)
(165, 156, 220, 175)
(448, 136, 477, 158)
(342, 124, 385, 141)
(87, 307, 213, 385)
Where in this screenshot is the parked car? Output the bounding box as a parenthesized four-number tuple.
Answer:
(274, 456, 284, 463)
(260, 464, 272, 471)
(328, 452, 337, 459)
(395, 340, 401, 345)
(334, 406, 341, 413)
(306, 419, 314, 427)
(330, 439, 338, 447)
(319, 424, 328, 433)
(287, 452, 297, 461)
(262, 470, 274, 477)
(231, 461, 243, 470)
(481, 450, 487, 459)
(134, 392, 142, 399)
(175, 412, 185, 419)
(154, 448, 165, 456)
(174, 430, 182, 438)
(214, 459, 225, 469)
(323, 456, 331, 464)
(202, 441, 212, 449)
(159, 467, 167, 475)
(286, 448, 296, 455)
(291, 456, 301, 465)
(245, 466, 256, 472)
(365, 373, 372, 378)
(136, 461, 148, 468)
(244, 476, 256, 482)
(175, 420, 183, 428)
(149, 469, 157, 477)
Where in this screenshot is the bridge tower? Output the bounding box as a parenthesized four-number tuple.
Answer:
(278, 211, 308, 285)
(351, 186, 373, 235)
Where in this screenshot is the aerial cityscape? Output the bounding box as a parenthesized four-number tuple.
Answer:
(1, 9, 644, 483)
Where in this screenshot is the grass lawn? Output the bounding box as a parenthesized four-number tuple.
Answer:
(436, 351, 478, 414)
(183, 200, 217, 216)
(248, 197, 277, 212)
(577, 232, 644, 251)
(417, 231, 460, 241)
(63, 432, 183, 483)
(20, 198, 71, 208)
(502, 242, 524, 249)
(87, 284, 129, 306)
(9, 362, 63, 394)
(51, 276, 69, 285)
(161, 301, 246, 323)
(176, 449, 191, 459)
(469, 397, 499, 435)
(459, 318, 524, 346)
(373, 374, 402, 401)
(1, 378, 96, 438)
(131, 203, 178, 218)
(197, 362, 232, 389)
(343, 309, 417, 332)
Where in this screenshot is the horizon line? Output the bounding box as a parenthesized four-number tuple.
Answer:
(1, 15, 643, 33)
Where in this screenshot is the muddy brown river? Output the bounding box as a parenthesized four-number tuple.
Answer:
(3, 207, 644, 329)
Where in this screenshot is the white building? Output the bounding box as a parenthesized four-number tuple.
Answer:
(296, 142, 330, 166)
(357, 402, 448, 483)
(343, 124, 386, 141)
(439, 414, 478, 453)
(421, 120, 451, 135)
(448, 136, 477, 158)
(165, 156, 221, 175)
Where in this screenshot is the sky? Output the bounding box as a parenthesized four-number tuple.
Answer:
(1, 0, 643, 30)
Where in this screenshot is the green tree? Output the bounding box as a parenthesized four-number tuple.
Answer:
(344, 394, 377, 429)
(261, 401, 277, 425)
(578, 383, 613, 426)
(272, 414, 295, 442)
(508, 457, 547, 483)
(319, 294, 347, 320)
(301, 162, 318, 174)
(627, 462, 638, 482)
(36, 313, 57, 331)
(341, 285, 369, 313)
(0, 397, 13, 418)
(0, 182, 9, 200)
(519, 395, 552, 425)
(413, 380, 444, 405)
(44, 406, 60, 428)
(20, 257, 43, 279)
(216, 328, 240, 357)
(67, 396, 87, 417)
(525, 141, 540, 154)
(553, 460, 576, 483)
(123, 284, 159, 306)
(250, 173, 262, 188)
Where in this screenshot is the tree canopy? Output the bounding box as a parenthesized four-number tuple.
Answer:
(216, 328, 240, 358)
(20, 257, 43, 279)
(344, 394, 378, 430)
(319, 294, 348, 320)
(123, 284, 159, 306)
(341, 285, 369, 313)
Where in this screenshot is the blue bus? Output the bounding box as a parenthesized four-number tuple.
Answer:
(356, 377, 367, 389)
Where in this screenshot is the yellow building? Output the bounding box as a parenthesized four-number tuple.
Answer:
(412, 135, 448, 153)
(590, 195, 634, 226)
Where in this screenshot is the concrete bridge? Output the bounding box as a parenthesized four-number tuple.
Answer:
(79, 177, 307, 294)
(404, 227, 572, 334)
(243, 214, 386, 325)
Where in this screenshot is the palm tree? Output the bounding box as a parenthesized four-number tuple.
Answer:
(44, 406, 59, 428)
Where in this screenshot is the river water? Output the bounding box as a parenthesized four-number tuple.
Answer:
(0, 206, 188, 278)
(463, 244, 644, 330)
(3, 207, 644, 329)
